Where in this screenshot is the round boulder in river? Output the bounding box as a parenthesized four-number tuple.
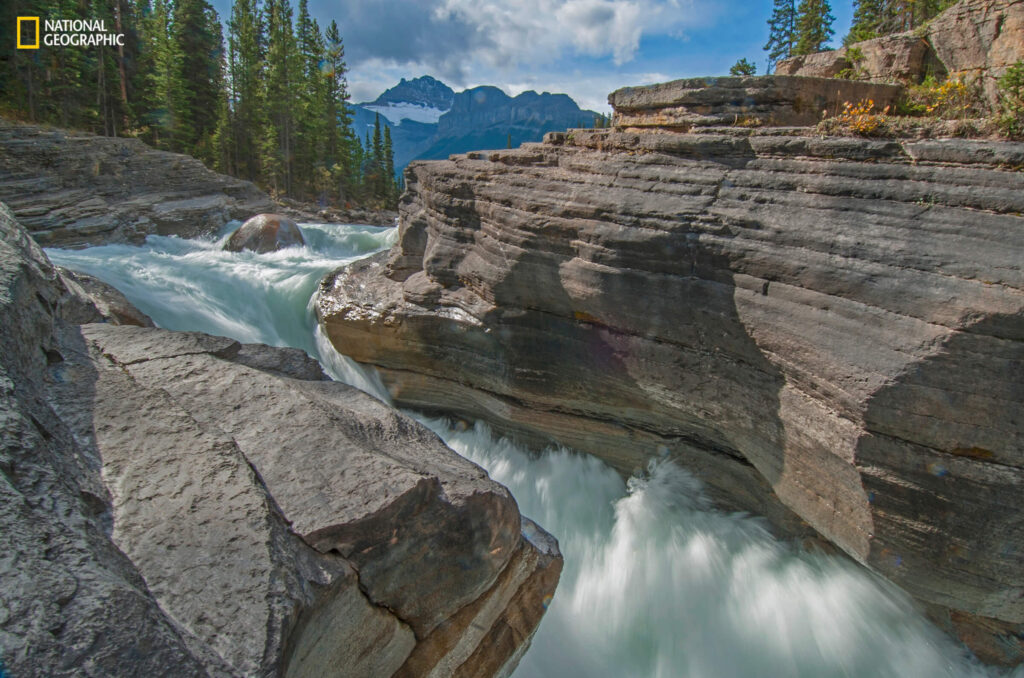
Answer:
(224, 214, 305, 253)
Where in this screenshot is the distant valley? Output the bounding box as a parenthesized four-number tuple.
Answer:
(350, 76, 599, 171)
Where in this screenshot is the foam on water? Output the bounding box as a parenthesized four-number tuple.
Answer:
(46, 224, 1022, 678)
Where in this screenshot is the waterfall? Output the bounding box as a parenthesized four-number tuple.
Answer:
(47, 224, 1021, 678)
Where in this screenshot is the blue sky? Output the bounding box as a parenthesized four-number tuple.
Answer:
(210, 0, 854, 113)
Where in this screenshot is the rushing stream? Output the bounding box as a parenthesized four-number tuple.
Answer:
(48, 223, 1021, 678)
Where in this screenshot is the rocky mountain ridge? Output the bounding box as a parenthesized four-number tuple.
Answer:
(351, 77, 599, 172)
(317, 78, 1024, 664)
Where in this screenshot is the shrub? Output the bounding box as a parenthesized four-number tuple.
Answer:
(903, 77, 974, 119)
(996, 60, 1024, 139)
(822, 99, 891, 136)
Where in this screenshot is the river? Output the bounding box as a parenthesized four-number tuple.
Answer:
(47, 222, 1020, 678)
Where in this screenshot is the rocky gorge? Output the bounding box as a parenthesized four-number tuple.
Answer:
(316, 76, 1024, 664)
(0, 200, 561, 676)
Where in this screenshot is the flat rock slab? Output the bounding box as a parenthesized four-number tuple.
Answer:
(608, 75, 904, 128)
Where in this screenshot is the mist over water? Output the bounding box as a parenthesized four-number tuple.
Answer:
(47, 224, 1021, 678)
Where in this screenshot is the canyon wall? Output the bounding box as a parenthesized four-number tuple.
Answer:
(0, 119, 274, 247)
(317, 122, 1024, 663)
(0, 202, 560, 677)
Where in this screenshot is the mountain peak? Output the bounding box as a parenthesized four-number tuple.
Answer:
(366, 76, 455, 110)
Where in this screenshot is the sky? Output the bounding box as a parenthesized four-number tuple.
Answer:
(210, 0, 855, 113)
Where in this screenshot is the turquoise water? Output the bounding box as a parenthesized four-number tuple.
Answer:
(47, 224, 1021, 678)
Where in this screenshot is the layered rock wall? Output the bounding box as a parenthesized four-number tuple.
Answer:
(609, 76, 904, 129)
(0, 203, 560, 676)
(317, 127, 1024, 664)
(0, 119, 274, 247)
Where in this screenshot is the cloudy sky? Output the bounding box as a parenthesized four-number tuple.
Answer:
(210, 0, 854, 112)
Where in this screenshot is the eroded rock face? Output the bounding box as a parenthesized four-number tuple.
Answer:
(776, 0, 1024, 109)
(316, 128, 1024, 665)
(224, 213, 306, 253)
(0, 119, 275, 247)
(0, 202, 561, 677)
(608, 76, 904, 129)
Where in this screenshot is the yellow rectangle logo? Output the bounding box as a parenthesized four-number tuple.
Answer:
(17, 17, 40, 49)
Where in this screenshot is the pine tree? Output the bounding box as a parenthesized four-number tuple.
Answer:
(262, 0, 300, 196)
(226, 0, 265, 181)
(730, 58, 757, 76)
(383, 124, 396, 205)
(846, 0, 884, 44)
(764, 0, 797, 69)
(793, 0, 835, 56)
(168, 0, 224, 154)
(323, 20, 357, 204)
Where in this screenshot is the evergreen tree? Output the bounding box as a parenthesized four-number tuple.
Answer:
(764, 0, 797, 69)
(383, 124, 396, 204)
(793, 0, 835, 56)
(226, 0, 265, 180)
(729, 58, 757, 76)
(846, 0, 884, 44)
(262, 0, 300, 196)
(323, 20, 357, 203)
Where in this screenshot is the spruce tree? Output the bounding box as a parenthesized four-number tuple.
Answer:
(169, 0, 224, 154)
(846, 0, 884, 44)
(323, 20, 357, 204)
(793, 0, 835, 56)
(263, 0, 300, 196)
(383, 124, 396, 204)
(764, 0, 797, 69)
(227, 0, 265, 181)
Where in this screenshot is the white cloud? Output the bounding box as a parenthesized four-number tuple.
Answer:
(433, 0, 704, 67)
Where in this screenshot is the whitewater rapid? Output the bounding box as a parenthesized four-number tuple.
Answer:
(47, 224, 1020, 678)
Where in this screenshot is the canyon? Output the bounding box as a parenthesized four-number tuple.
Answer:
(317, 81, 1024, 664)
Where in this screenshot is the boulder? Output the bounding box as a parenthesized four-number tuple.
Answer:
(224, 213, 306, 253)
(775, 34, 937, 84)
(0, 202, 561, 677)
(317, 126, 1024, 665)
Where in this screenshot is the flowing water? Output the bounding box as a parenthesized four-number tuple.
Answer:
(48, 224, 1021, 678)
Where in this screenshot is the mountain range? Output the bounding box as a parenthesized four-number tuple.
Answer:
(350, 76, 599, 173)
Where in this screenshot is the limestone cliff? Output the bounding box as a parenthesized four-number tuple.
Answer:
(0, 202, 560, 677)
(317, 101, 1024, 662)
(0, 119, 274, 247)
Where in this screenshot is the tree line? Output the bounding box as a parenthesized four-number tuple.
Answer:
(764, 0, 957, 70)
(0, 0, 399, 208)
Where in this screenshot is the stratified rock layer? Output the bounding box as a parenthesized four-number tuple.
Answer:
(0, 202, 560, 677)
(0, 119, 274, 247)
(609, 76, 904, 129)
(317, 128, 1024, 664)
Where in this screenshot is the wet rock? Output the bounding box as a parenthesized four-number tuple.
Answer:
(0, 202, 561, 677)
(224, 213, 305, 253)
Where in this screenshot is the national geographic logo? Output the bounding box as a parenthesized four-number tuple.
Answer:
(17, 17, 39, 49)
(16, 17, 124, 48)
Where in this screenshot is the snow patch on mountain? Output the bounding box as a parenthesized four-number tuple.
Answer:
(364, 103, 449, 126)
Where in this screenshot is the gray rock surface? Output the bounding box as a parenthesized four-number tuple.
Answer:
(224, 213, 306, 253)
(317, 126, 1024, 665)
(0, 202, 561, 677)
(608, 76, 904, 129)
(0, 119, 274, 247)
